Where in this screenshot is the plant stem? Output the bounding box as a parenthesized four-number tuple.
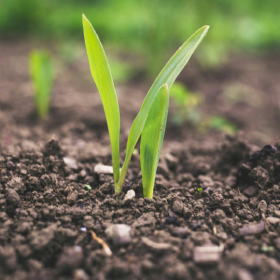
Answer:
(115, 161, 130, 194)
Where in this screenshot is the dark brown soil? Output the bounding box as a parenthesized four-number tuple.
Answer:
(1, 41, 280, 280)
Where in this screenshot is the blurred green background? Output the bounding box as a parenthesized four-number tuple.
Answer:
(1, 0, 279, 77)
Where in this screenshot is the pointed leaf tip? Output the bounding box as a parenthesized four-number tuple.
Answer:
(203, 25, 210, 32)
(82, 14, 120, 186)
(117, 24, 208, 193)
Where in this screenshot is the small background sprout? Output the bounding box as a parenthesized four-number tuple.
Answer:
(85, 185, 92, 190)
(29, 50, 54, 119)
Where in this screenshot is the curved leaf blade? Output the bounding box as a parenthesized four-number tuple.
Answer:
(140, 84, 169, 198)
(117, 25, 209, 191)
(82, 14, 120, 185)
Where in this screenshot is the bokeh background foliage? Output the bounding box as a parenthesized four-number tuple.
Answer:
(1, 0, 280, 74)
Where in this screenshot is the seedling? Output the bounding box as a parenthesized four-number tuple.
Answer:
(196, 187, 203, 194)
(85, 185, 92, 190)
(206, 116, 237, 135)
(82, 14, 209, 198)
(29, 50, 54, 119)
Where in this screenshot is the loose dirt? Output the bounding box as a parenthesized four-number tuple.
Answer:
(1, 41, 280, 280)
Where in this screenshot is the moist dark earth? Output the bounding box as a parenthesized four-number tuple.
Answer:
(1, 41, 280, 280)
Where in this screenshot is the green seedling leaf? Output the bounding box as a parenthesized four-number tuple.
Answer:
(83, 14, 120, 186)
(196, 187, 203, 193)
(117, 25, 209, 192)
(140, 84, 169, 198)
(261, 246, 274, 252)
(29, 50, 53, 119)
(85, 185, 92, 190)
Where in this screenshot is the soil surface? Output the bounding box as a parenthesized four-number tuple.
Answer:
(1, 41, 280, 280)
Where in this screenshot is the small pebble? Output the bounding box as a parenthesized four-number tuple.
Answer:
(63, 157, 78, 170)
(94, 163, 113, 174)
(105, 224, 132, 245)
(239, 222, 265, 236)
(74, 246, 82, 252)
(193, 246, 222, 264)
(124, 190, 135, 202)
(141, 237, 176, 251)
(80, 227, 87, 232)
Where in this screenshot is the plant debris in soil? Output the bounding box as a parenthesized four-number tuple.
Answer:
(1, 135, 280, 280)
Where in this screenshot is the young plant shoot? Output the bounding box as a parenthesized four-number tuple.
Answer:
(29, 50, 53, 119)
(140, 84, 169, 198)
(82, 14, 209, 197)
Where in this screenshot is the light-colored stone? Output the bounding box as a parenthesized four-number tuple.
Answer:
(141, 237, 178, 251)
(124, 190, 135, 202)
(94, 164, 113, 174)
(239, 222, 265, 236)
(63, 157, 78, 170)
(105, 224, 131, 245)
(193, 246, 222, 264)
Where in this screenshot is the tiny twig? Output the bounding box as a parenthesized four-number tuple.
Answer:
(213, 226, 217, 235)
(261, 213, 270, 233)
(260, 213, 277, 236)
(257, 204, 278, 236)
(255, 178, 264, 190)
(90, 230, 112, 256)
